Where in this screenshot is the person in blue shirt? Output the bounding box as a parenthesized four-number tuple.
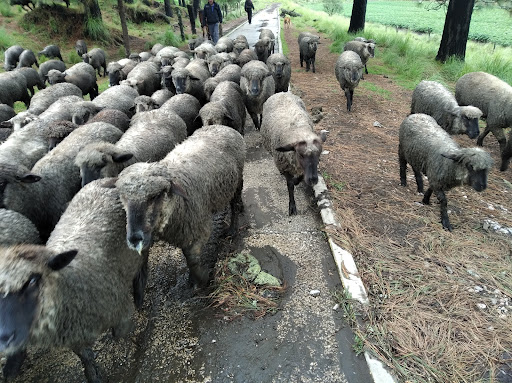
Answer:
(203, 0, 222, 44)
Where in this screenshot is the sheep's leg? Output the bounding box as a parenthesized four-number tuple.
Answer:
(399, 150, 407, 187)
(476, 125, 491, 146)
(305, 59, 310, 72)
(365, 64, 368, 74)
(412, 167, 424, 193)
(249, 112, 260, 130)
(435, 190, 452, 231)
(183, 242, 210, 288)
(2, 349, 27, 379)
(285, 174, 303, 215)
(300, 52, 303, 67)
(490, 126, 507, 153)
(422, 187, 433, 205)
(344, 89, 351, 112)
(132, 248, 149, 309)
(74, 347, 101, 383)
(312, 57, 316, 73)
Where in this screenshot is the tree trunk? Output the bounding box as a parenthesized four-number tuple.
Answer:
(164, 0, 172, 17)
(187, 4, 196, 35)
(348, 0, 367, 33)
(192, 0, 200, 19)
(176, 7, 185, 41)
(436, 0, 475, 62)
(82, 0, 102, 19)
(117, 0, 130, 57)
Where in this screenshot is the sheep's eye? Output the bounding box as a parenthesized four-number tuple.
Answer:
(23, 274, 41, 291)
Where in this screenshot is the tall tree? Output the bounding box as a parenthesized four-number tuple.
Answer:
(436, 0, 476, 62)
(348, 0, 367, 33)
(117, 0, 130, 57)
(81, 0, 102, 19)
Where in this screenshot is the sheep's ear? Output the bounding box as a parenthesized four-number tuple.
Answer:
(441, 152, 463, 162)
(112, 152, 134, 163)
(265, 72, 273, 78)
(0, 121, 13, 128)
(189, 75, 201, 81)
(47, 250, 78, 271)
(17, 173, 41, 183)
(275, 144, 295, 152)
(170, 181, 188, 200)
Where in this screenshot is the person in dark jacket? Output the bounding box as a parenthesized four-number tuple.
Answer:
(244, 0, 255, 24)
(203, 0, 222, 44)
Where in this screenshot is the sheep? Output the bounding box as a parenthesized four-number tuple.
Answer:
(215, 36, 234, 53)
(47, 68, 98, 100)
(38, 59, 67, 84)
(343, 40, 374, 77)
(85, 109, 131, 132)
(206, 52, 233, 76)
(92, 84, 139, 117)
(25, 82, 83, 116)
(120, 61, 160, 97)
(75, 108, 187, 187)
(0, 178, 143, 383)
(151, 43, 165, 56)
(0, 208, 41, 245)
(3, 45, 24, 71)
(160, 93, 202, 136)
(254, 39, 271, 63)
(44, 120, 79, 150)
(82, 47, 107, 77)
(334, 50, 364, 112)
(266, 53, 291, 93)
(260, 92, 328, 215)
(194, 42, 218, 60)
(171, 59, 211, 104)
(0, 71, 31, 108)
(411, 80, 483, 139)
(198, 81, 246, 134)
(16, 49, 39, 69)
(240, 59, 275, 130)
(9, 0, 34, 11)
(299, 34, 319, 73)
(188, 37, 208, 52)
(0, 104, 16, 124)
(235, 49, 258, 68)
(115, 124, 246, 288)
(75, 39, 88, 57)
(297, 31, 319, 46)
(203, 63, 242, 101)
(399, 113, 493, 231)
(259, 28, 275, 54)
(154, 46, 180, 61)
(455, 71, 512, 170)
(37, 44, 63, 61)
(106, 58, 137, 86)
(15, 67, 46, 97)
(2, 122, 123, 241)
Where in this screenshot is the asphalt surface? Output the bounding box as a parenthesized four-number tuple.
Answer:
(1, 5, 388, 383)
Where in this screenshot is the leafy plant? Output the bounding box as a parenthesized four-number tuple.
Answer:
(322, 0, 343, 16)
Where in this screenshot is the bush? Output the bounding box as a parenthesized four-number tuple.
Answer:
(322, 0, 343, 16)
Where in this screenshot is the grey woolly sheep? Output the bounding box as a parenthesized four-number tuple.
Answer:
(2, 122, 123, 241)
(15, 67, 46, 97)
(92, 84, 139, 117)
(399, 113, 493, 231)
(207, 52, 233, 76)
(198, 81, 246, 134)
(266, 53, 291, 93)
(215, 36, 234, 53)
(38, 45, 63, 61)
(235, 49, 258, 68)
(203, 63, 242, 101)
(154, 46, 180, 61)
(38, 59, 67, 84)
(0, 208, 41, 245)
(299, 35, 319, 73)
(260, 92, 327, 215)
(232, 35, 249, 56)
(75, 39, 87, 57)
(259, 28, 275, 54)
(254, 39, 271, 63)
(47, 65, 98, 100)
(120, 61, 160, 97)
(44, 120, 79, 150)
(85, 109, 130, 132)
(297, 31, 319, 46)
(0, 71, 30, 108)
(188, 37, 208, 52)
(171, 59, 211, 104)
(16, 49, 39, 69)
(26, 82, 83, 116)
(0, 128, 11, 143)
(0, 104, 16, 124)
(455, 71, 512, 170)
(151, 43, 165, 56)
(343, 40, 374, 77)
(3, 45, 24, 71)
(0, 178, 143, 383)
(194, 42, 218, 60)
(150, 89, 174, 107)
(116, 124, 246, 288)
(411, 80, 482, 139)
(160, 93, 202, 136)
(133, 95, 158, 113)
(107, 58, 137, 87)
(82, 47, 107, 77)
(334, 50, 364, 112)
(240, 60, 275, 130)
(75, 107, 187, 186)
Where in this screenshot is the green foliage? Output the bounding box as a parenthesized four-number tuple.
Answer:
(0, 1, 15, 17)
(0, 28, 15, 52)
(161, 29, 182, 46)
(322, 0, 343, 16)
(85, 17, 110, 42)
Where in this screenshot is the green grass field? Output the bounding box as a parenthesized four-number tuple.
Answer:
(299, 0, 512, 47)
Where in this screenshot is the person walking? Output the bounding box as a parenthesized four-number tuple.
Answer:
(244, 0, 254, 24)
(203, 0, 222, 44)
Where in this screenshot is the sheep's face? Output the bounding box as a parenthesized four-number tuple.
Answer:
(466, 165, 488, 192)
(461, 115, 480, 139)
(108, 69, 123, 87)
(307, 40, 318, 53)
(0, 245, 77, 354)
(269, 61, 285, 78)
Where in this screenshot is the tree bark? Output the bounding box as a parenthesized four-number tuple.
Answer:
(436, 0, 475, 62)
(164, 0, 172, 16)
(348, 0, 367, 33)
(187, 4, 196, 35)
(82, 0, 102, 19)
(117, 0, 130, 57)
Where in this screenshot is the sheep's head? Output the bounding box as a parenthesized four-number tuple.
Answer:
(0, 245, 77, 354)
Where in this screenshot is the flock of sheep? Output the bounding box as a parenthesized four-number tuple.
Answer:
(0, 25, 330, 382)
